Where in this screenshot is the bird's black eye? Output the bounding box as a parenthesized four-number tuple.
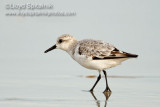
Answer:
(58, 39, 63, 43)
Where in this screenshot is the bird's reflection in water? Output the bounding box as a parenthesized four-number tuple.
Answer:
(90, 92, 111, 107)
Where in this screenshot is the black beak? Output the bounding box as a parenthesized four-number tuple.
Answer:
(44, 44, 57, 53)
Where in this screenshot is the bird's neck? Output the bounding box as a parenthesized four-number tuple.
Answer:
(66, 40, 78, 56)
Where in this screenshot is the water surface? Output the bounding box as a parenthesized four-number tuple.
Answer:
(0, 71, 159, 107)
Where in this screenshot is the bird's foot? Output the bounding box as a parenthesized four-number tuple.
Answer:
(90, 89, 94, 92)
(103, 90, 112, 101)
(103, 87, 111, 94)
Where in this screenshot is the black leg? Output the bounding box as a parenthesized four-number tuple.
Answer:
(103, 70, 111, 93)
(90, 74, 101, 92)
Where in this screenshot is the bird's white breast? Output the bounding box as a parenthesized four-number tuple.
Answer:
(68, 45, 125, 71)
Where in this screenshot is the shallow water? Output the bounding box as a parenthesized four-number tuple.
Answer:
(0, 70, 160, 107)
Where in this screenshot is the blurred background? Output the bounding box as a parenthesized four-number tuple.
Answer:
(0, 0, 160, 107)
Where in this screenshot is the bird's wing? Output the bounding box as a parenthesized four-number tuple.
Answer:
(78, 39, 138, 60)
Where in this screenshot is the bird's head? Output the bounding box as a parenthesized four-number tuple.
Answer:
(44, 34, 77, 53)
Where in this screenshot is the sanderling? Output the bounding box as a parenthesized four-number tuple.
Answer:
(44, 34, 138, 93)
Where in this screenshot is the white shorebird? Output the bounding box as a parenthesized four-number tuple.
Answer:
(44, 34, 138, 93)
